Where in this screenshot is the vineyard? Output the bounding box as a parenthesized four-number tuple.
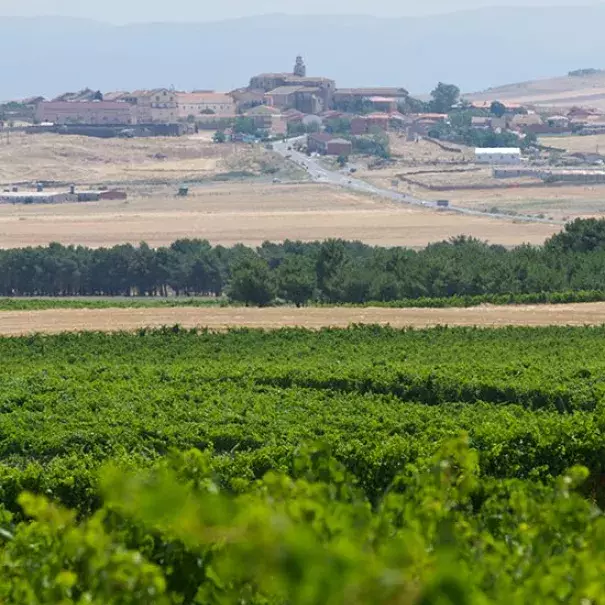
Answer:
(2, 288, 605, 311)
(1, 325, 605, 602)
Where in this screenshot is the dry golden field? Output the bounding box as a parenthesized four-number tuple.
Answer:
(350, 134, 605, 221)
(388, 135, 475, 162)
(1, 303, 605, 335)
(539, 134, 605, 154)
(0, 132, 563, 248)
(0, 132, 286, 185)
(0, 181, 558, 248)
(404, 182, 605, 221)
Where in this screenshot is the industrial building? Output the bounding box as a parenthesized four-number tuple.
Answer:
(0, 188, 127, 205)
(0, 191, 75, 204)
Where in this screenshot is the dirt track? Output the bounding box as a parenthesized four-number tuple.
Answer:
(1, 304, 604, 335)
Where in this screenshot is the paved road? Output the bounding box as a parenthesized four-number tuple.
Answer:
(272, 138, 564, 226)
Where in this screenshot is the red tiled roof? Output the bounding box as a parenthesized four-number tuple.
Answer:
(330, 138, 351, 145)
(308, 133, 334, 142)
(365, 113, 390, 120)
(39, 101, 131, 109)
(176, 92, 233, 104)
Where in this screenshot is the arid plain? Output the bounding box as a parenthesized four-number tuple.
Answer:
(0, 133, 560, 248)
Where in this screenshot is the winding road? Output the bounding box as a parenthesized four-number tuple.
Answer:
(272, 138, 564, 226)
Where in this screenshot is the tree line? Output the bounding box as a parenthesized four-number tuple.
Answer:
(1, 219, 605, 305)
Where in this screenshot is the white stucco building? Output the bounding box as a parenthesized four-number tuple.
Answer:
(475, 148, 522, 165)
(175, 92, 235, 119)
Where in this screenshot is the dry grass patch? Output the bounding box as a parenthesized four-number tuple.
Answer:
(0, 133, 281, 185)
(407, 182, 605, 220)
(388, 135, 474, 163)
(539, 134, 605, 154)
(2, 303, 605, 335)
(467, 72, 605, 109)
(0, 181, 558, 249)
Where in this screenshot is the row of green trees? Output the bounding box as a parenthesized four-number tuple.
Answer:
(1, 219, 605, 305)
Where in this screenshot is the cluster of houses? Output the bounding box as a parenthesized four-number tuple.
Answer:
(23, 56, 416, 142)
(467, 102, 605, 136)
(34, 89, 236, 127)
(13, 56, 605, 152)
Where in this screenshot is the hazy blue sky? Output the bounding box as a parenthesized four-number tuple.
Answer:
(0, 0, 593, 22)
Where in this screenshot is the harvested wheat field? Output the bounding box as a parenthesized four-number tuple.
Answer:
(0, 181, 558, 248)
(1, 303, 605, 335)
(540, 134, 605, 154)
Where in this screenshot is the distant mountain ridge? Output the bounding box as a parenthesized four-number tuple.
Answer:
(1, 6, 605, 100)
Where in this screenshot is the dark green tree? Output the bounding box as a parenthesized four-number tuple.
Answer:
(351, 132, 390, 159)
(546, 218, 605, 254)
(287, 122, 307, 137)
(228, 256, 275, 306)
(315, 240, 351, 302)
(430, 82, 461, 113)
(490, 101, 507, 118)
(233, 117, 257, 136)
(213, 131, 226, 144)
(398, 96, 430, 114)
(131, 242, 158, 296)
(324, 118, 352, 135)
(277, 256, 316, 307)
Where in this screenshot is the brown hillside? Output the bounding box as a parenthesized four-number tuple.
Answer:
(466, 71, 605, 110)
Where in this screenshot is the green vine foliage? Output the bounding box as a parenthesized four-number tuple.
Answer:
(0, 441, 603, 604)
(0, 326, 603, 602)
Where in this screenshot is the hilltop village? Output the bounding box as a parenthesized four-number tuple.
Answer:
(3, 56, 604, 148)
(2, 58, 605, 236)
